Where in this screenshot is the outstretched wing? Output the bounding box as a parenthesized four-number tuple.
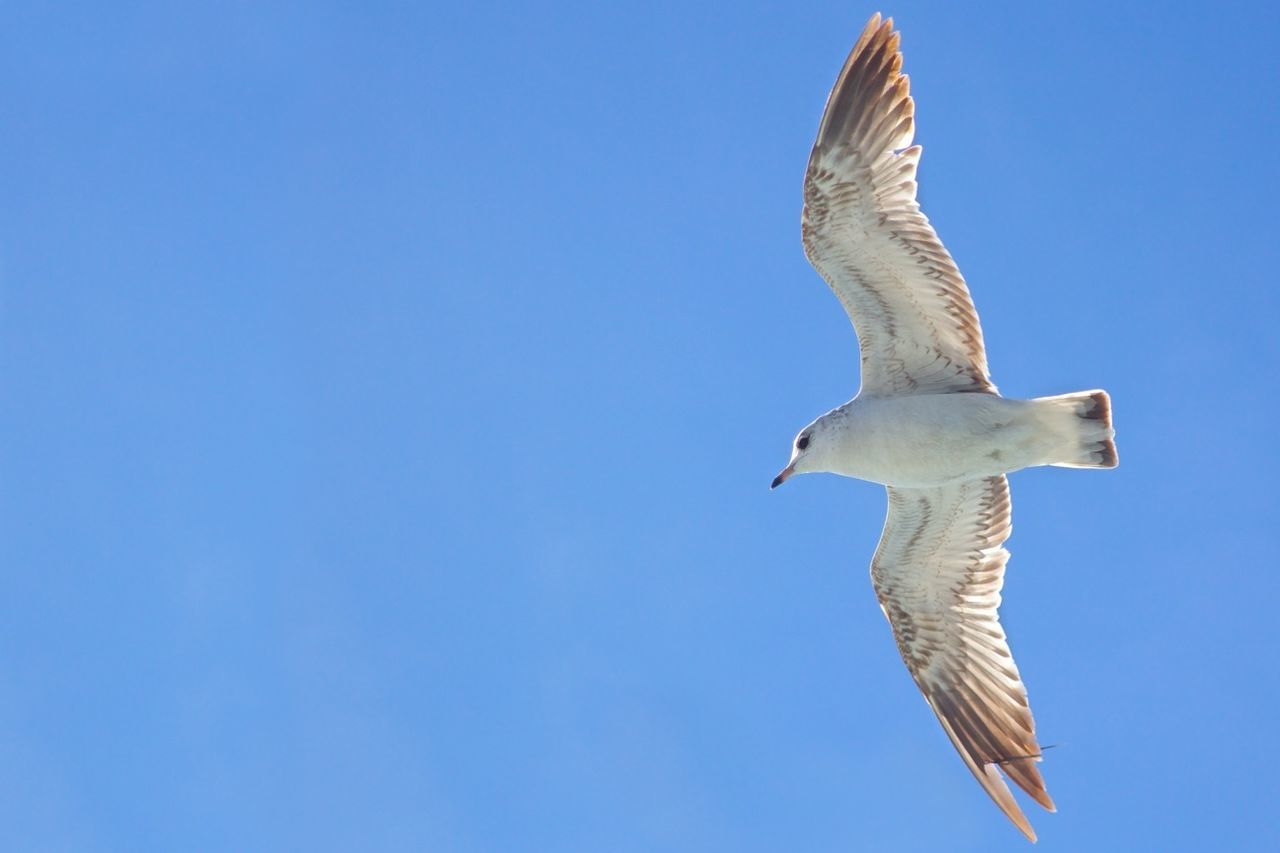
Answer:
(803, 14, 995, 397)
(871, 475, 1053, 842)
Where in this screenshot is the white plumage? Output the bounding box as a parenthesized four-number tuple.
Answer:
(771, 14, 1117, 842)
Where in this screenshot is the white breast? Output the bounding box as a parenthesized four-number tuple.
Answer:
(828, 395, 1040, 488)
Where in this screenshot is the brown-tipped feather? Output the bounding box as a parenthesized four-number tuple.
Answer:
(817, 20, 902, 150)
(1085, 391, 1118, 467)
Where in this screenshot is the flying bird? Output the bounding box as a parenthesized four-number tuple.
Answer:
(771, 13, 1117, 842)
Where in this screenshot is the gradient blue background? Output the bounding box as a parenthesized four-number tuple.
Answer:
(3, 1, 1278, 850)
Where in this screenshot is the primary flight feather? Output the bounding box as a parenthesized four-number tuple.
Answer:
(771, 13, 1117, 843)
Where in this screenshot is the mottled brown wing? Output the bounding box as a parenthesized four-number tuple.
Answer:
(803, 14, 995, 397)
(871, 476, 1054, 842)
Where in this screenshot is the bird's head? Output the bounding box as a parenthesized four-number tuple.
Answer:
(771, 415, 834, 488)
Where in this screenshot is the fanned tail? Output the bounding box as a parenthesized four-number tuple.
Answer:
(1035, 390, 1117, 469)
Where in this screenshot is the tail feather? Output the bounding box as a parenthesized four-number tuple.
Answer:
(1037, 390, 1117, 469)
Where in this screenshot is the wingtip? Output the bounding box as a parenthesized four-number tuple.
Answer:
(877, 14, 897, 41)
(1029, 785, 1057, 813)
(812, 10, 911, 153)
(854, 13, 895, 58)
(979, 763, 1039, 843)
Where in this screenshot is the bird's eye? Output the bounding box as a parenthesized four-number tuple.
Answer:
(797, 435, 810, 451)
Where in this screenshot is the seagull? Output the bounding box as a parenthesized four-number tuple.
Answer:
(770, 13, 1116, 842)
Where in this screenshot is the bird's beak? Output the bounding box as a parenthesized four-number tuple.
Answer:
(771, 462, 796, 489)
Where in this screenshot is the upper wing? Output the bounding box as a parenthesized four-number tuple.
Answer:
(803, 14, 995, 397)
(871, 475, 1053, 842)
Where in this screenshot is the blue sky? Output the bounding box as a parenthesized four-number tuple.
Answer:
(2, 1, 1279, 850)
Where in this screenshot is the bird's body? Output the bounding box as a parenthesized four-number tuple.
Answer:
(799, 391, 1110, 488)
(772, 13, 1117, 843)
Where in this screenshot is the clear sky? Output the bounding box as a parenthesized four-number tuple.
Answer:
(2, 1, 1278, 851)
